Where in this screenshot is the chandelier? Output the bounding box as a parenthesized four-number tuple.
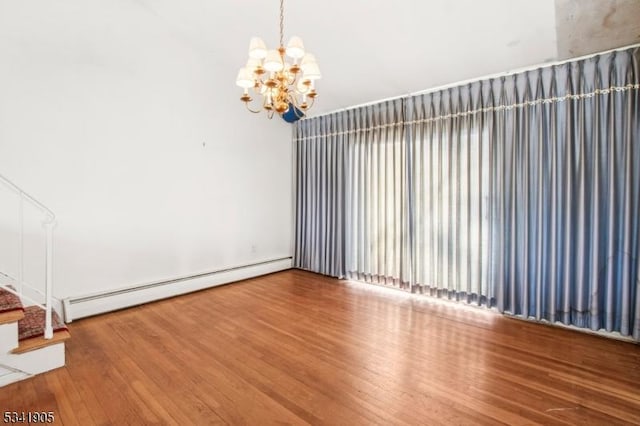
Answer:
(235, 0, 321, 119)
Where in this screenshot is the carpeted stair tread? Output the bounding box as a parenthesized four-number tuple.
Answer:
(0, 286, 24, 324)
(12, 306, 70, 354)
(18, 306, 68, 341)
(0, 286, 24, 313)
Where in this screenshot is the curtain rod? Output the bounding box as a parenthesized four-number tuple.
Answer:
(305, 42, 640, 120)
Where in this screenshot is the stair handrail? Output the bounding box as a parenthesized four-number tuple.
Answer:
(0, 172, 55, 221)
(0, 172, 55, 339)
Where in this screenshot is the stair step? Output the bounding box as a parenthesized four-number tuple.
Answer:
(12, 306, 70, 354)
(13, 330, 71, 354)
(0, 309, 24, 325)
(0, 286, 24, 325)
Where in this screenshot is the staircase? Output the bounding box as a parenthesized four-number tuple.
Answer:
(0, 172, 69, 387)
(0, 287, 70, 386)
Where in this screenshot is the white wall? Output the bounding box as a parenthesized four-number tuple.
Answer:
(0, 1, 292, 299)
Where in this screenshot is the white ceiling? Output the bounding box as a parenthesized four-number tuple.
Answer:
(135, 0, 638, 116)
(555, 0, 640, 59)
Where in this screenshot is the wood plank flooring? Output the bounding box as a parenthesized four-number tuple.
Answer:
(1, 269, 639, 425)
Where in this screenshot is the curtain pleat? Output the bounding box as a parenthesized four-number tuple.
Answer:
(293, 46, 640, 340)
(293, 115, 347, 277)
(487, 49, 640, 338)
(408, 87, 492, 305)
(345, 100, 409, 288)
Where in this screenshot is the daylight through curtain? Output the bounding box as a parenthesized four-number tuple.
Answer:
(293, 46, 640, 340)
(408, 85, 492, 305)
(294, 99, 408, 286)
(344, 99, 409, 288)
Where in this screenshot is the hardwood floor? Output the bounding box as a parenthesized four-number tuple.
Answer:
(1, 269, 639, 425)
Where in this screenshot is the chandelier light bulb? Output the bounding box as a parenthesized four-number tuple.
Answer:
(300, 53, 317, 70)
(263, 50, 284, 72)
(302, 63, 322, 80)
(246, 57, 263, 74)
(286, 36, 305, 59)
(248, 37, 267, 59)
(296, 79, 310, 93)
(235, 67, 255, 88)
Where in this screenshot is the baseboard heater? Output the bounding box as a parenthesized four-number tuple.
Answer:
(62, 256, 292, 322)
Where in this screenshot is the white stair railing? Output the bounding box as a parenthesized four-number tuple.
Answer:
(0, 173, 55, 339)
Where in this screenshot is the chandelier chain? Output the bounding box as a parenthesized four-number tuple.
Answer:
(279, 0, 284, 48)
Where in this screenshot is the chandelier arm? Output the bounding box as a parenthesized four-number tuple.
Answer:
(289, 93, 299, 108)
(306, 96, 316, 109)
(253, 77, 265, 93)
(293, 107, 305, 119)
(289, 95, 308, 119)
(290, 97, 306, 119)
(286, 71, 297, 86)
(295, 84, 310, 95)
(244, 102, 262, 114)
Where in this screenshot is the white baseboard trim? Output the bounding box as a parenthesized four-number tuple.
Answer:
(0, 371, 31, 387)
(63, 257, 292, 322)
(503, 312, 638, 344)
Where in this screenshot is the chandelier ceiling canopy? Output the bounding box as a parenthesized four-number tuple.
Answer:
(235, 0, 321, 120)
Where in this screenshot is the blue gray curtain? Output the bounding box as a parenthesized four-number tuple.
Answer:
(485, 49, 640, 337)
(407, 85, 493, 306)
(294, 99, 410, 287)
(344, 100, 410, 288)
(294, 113, 348, 277)
(293, 46, 640, 340)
